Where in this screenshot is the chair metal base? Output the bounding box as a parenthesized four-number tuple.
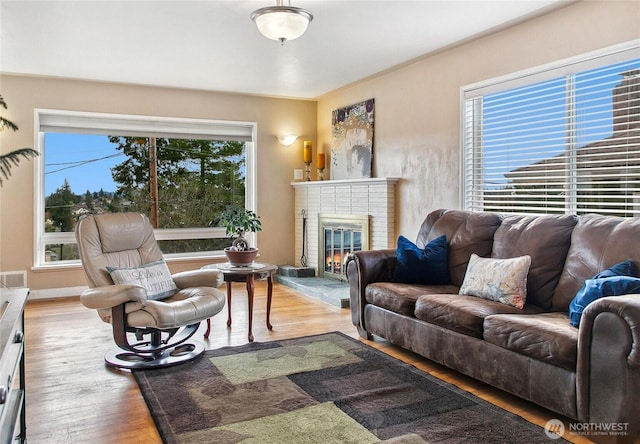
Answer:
(104, 339, 205, 370)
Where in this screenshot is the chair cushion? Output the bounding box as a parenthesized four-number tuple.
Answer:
(483, 313, 578, 371)
(459, 254, 531, 309)
(107, 260, 178, 300)
(365, 282, 459, 317)
(415, 293, 542, 338)
(126, 287, 226, 329)
(392, 235, 450, 285)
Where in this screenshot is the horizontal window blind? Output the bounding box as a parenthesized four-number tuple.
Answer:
(37, 109, 254, 142)
(463, 42, 640, 217)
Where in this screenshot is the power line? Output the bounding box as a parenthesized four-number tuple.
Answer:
(45, 153, 124, 175)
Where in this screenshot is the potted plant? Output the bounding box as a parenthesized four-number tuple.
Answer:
(1, 94, 39, 186)
(218, 206, 262, 266)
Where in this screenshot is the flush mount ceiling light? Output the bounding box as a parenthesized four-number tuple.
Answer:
(251, 0, 313, 45)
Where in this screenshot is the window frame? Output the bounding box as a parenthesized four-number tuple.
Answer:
(461, 40, 640, 215)
(33, 109, 258, 269)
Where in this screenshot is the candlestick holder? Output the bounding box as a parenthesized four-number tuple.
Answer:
(317, 168, 325, 181)
(304, 161, 312, 181)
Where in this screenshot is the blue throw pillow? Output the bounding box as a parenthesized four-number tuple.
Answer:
(392, 235, 450, 285)
(569, 275, 640, 327)
(593, 259, 638, 279)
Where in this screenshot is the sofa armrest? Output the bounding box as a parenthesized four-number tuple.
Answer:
(346, 249, 396, 338)
(576, 294, 640, 442)
(80, 284, 147, 310)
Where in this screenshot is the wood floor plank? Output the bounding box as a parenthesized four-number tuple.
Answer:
(24, 282, 592, 443)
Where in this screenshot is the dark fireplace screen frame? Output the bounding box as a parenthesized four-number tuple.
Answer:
(318, 214, 370, 281)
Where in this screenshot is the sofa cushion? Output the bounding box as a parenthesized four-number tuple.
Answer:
(553, 214, 640, 311)
(365, 282, 459, 317)
(415, 209, 503, 287)
(415, 293, 543, 338)
(569, 275, 640, 327)
(491, 214, 577, 310)
(392, 235, 450, 285)
(459, 254, 531, 309)
(483, 312, 578, 371)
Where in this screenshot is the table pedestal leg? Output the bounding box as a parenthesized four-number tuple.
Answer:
(266, 274, 273, 330)
(226, 282, 232, 328)
(246, 275, 255, 342)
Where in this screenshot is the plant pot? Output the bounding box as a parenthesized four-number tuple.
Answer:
(224, 247, 258, 267)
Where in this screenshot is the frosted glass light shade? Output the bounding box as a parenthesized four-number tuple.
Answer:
(277, 134, 298, 146)
(251, 5, 313, 44)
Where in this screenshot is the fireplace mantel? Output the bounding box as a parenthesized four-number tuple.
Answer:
(292, 177, 398, 272)
(291, 177, 399, 188)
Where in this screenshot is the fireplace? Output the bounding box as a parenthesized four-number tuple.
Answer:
(318, 214, 369, 281)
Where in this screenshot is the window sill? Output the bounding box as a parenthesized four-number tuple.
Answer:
(32, 251, 230, 271)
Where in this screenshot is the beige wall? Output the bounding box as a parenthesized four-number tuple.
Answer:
(0, 76, 316, 293)
(317, 0, 640, 239)
(1, 1, 639, 295)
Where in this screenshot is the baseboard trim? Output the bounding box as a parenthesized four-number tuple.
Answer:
(28, 286, 88, 300)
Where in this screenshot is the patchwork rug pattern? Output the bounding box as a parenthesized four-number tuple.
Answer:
(133, 332, 561, 443)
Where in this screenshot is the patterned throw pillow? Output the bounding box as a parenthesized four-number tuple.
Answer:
(107, 260, 178, 301)
(459, 254, 531, 309)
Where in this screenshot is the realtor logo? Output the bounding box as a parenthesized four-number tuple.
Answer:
(545, 419, 565, 440)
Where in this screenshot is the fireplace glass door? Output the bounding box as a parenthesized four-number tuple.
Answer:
(324, 228, 362, 277)
(318, 214, 369, 281)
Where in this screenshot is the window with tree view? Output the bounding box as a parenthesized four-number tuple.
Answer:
(36, 111, 255, 266)
(463, 45, 640, 217)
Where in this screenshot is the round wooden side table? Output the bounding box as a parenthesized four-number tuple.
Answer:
(202, 262, 278, 342)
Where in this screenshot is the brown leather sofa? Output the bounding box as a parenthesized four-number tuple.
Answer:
(346, 209, 640, 443)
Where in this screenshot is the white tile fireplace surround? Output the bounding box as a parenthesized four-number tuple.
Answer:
(292, 178, 399, 278)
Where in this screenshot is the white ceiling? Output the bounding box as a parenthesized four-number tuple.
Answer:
(1, 0, 571, 99)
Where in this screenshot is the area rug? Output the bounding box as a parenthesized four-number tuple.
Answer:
(133, 332, 562, 443)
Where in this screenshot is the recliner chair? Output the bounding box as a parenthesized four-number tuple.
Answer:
(75, 212, 226, 369)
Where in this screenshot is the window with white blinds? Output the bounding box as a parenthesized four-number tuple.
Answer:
(462, 42, 640, 217)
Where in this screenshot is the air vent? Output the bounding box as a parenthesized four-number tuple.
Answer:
(0, 271, 27, 289)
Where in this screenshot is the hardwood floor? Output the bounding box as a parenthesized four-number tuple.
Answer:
(24, 282, 592, 443)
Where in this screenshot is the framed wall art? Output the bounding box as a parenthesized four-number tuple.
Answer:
(330, 98, 374, 180)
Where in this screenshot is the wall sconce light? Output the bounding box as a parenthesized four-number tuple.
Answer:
(277, 134, 298, 146)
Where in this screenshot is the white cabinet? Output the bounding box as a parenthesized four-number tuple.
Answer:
(0, 288, 28, 444)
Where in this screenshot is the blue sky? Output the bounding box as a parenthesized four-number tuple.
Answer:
(44, 133, 123, 196)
